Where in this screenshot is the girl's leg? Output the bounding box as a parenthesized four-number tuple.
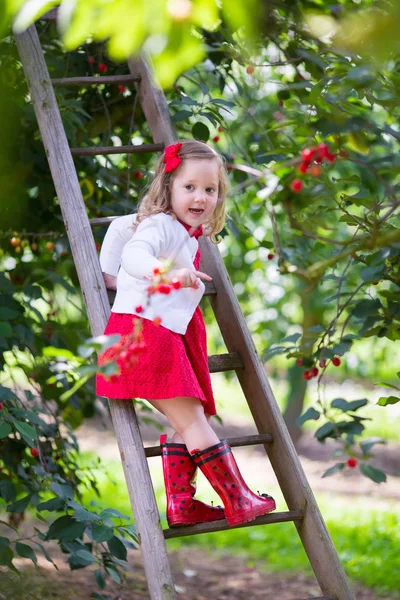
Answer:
(147, 397, 219, 452)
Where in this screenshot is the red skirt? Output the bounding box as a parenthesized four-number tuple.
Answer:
(95, 307, 217, 416)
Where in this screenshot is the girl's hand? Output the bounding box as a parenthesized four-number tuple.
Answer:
(168, 268, 212, 290)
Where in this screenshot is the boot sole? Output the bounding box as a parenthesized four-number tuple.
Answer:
(168, 514, 226, 527)
(226, 499, 276, 526)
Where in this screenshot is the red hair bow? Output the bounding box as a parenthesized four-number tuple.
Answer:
(163, 142, 182, 173)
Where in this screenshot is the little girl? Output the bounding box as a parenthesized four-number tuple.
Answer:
(96, 139, 276, 527)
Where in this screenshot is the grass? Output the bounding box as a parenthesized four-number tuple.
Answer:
(77, 450, 400, 598)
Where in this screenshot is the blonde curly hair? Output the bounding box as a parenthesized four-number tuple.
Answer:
(134, 139, 229, 243)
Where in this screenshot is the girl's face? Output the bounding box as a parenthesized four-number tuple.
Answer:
(170, 159, 220, 228)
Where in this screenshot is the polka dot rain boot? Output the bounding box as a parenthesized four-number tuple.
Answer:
(160, 434, 225, 527)
(191, 439, 276, 526)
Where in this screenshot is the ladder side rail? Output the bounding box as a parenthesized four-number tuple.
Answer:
(199, 238, 354, 600)
(128, 55, 177, 145)
(14, 25, 177, 600)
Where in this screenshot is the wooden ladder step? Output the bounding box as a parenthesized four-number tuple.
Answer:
(209, 352, 244, 372)
(52, 74, 140, 86)
(163, 509, 303, 539)
(145, 433, 273, 458)
(70, 142, 164, 157)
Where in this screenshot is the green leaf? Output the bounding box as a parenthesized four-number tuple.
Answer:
(37, 497, 65, 512)
(314, 422, 334, 441)
(91, 593, 109, 600)
(261, 346, 288, 361)
(361, 266, 385, 283)
(359, 464, 387, 484)
(107, 536, 127, 561)
(0, 481, 16, 503)
(0, 545, 18, 574)
(43, 346, 75, 360)
(50, 482, 74, 500)
(92, 524, 114, 543)
(94, 569, 107, 590)
(0, 536, 10, 549)
(282, 333, 302, 343)
(105, 564, 122, 584)
(296, 407, 320, 427)
(331, 398, 368, 412)
(0, 386, 15, 401)
(99, 508, 130, 520)
(15, 542, 37, 565)
(73, 549, 96, 565)
(192, 122, 209, 142)
(46, 516, 86, 542)
(360, 437, 387, 455)
(377, 395, 400, 406)
(0, 322, 12, 337)
(13, 421, 36, 441)
(0, 422, 12, 439)
(374, 381, 400, 391)
(0, 307, 19, 319)
(7, 494, 33, 513)
(172, 110, 192, 123)
(321, 463, 345, 478)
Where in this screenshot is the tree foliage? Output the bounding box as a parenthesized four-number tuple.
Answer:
(0, 0, 399, 589)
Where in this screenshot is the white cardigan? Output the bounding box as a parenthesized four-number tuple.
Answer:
(99, 213, 205, 334)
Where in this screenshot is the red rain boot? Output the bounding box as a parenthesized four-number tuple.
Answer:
(160, 434, 225, 527)
(191, 439, 276, 526)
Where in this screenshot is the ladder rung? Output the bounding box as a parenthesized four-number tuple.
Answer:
(70, 142, 164, 157)
(145, 433, 273, 458)
(163, 509, 303, 539)
(209, 352, 243, 372)
(91, 216, 120, 227)
(52, 75, 140, 86)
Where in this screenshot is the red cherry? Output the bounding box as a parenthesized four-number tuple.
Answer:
(319, 359, 327, 368)
(153, 316, 162, 326)
(296, 358, 303, 366)
(31, 242, 38, 251)
(88, 56, 95, 65)
(98, 63, 108, 73)
(310, 165, 321, 177)
(135, 305, 144, 313)
(291, 179, 303, 193)
(246, 65, 255, 75)
(30, 448, 39, 458)
(301, 148, 313, 161)
(158, 284, 172, 295)
(146, 285, 155, 295)
(171, 279, 181, 290)
(267, 253, 274, 260)
(227, 165, 233, 171)
(332, 356, 341, 367)
(45, 241, 55, 251)
(134, 171, 143, 180)
(347, 457, 358, 468)
(153, 267, 161, 276)
(310, 366, 319, 378)
(303, 370, 312, 380)
(278, 99, 284, 108)
(218, 126, 225, 132)
(0, 402, 3, 410)
(117, 85, 126, 93)
(298, 161, 309, 174)
(95, 243, 101, 251)
(10, 237, 21, 247)
(372, 281, 379, 285)
(213, 136, 220, 143)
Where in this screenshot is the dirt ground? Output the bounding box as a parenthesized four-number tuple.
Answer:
(0, 544, 392, 600)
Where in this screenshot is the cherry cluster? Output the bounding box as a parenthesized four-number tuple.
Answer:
(105, 320, 147, 383)
(297, 355, 342, 380)
(103, 267, 183, 379)
(291, 143, 337, 193)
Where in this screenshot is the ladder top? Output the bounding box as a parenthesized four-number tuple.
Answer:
(52, 74, 140, 86)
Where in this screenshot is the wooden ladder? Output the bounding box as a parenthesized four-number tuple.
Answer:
(14, 17, 354, 600)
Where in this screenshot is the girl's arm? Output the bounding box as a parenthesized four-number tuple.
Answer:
(120, 214, 169, 280)
(99, 215, 136, 287)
